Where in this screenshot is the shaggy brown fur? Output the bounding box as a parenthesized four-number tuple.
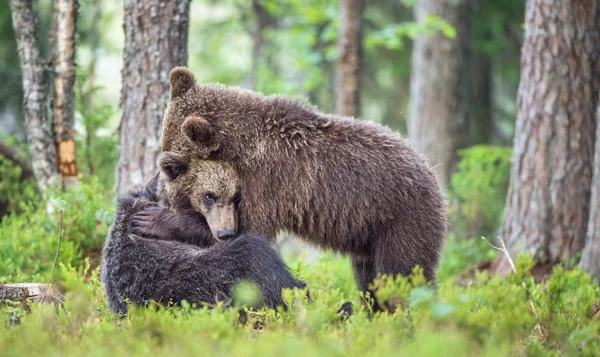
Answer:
(133, 153, 242, 242)
(162, 67, 447, 309)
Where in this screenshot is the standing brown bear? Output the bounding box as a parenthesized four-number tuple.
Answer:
(161, 67, 447, 310)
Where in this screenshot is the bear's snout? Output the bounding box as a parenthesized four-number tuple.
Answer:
(218, 230, 236, 240)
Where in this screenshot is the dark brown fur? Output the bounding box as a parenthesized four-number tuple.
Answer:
(162, 67, 448, 308)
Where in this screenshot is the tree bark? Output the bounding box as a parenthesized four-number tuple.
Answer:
(336, 0, 363, 118)
(495, 0, 600, 274)
(408, 0, 472, 188)
(52, 0, 79, 187)
(580, 110, 600, 281)
(117, 0, 192, 194)
(9, 0, 57, 194)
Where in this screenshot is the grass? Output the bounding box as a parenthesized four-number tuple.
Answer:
(0, 179, 599, 357)
(1, 252, 599, 357)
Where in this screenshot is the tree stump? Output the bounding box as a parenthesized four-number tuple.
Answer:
(0, 283, 64, 311)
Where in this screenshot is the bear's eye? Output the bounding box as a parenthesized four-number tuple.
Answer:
(203, 193, 216, 206)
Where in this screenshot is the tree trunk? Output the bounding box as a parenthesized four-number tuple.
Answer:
(495, 0, 600, 275)
(52, 0, 78, 188)
(580, 110, 600, 281)
(336, 0, 363, 118)
(117, 0, 192, 194)
(9, 0, 57, 194)
(248, 0, 273, 90)
(470, 51, 492, 145)
(408, 0, 472, 188)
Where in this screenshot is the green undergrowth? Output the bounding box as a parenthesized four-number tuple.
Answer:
(0, 178, 114, 284)
(1, 253, 599, 357)
(1, 168, 599, 356)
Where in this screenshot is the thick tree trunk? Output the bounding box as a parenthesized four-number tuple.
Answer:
(495, 1, 600, 275)
(9, 0, 57, 194)
(336, 0, 363, 118)
(117, 0, 191, 194)
(52, 0, 78, 187)
(580, 110, 600, 281)
(408, 0, 472, 188)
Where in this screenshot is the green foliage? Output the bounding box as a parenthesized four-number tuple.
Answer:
(449, 145, 512, 241)
(438, 234, 498, 282)
(0, 138, 38, 216)
(1, 253, 598, 357)
(366, 15, 456, 51)
(75, 70, 119, 188)
(0, 178, 114, 284)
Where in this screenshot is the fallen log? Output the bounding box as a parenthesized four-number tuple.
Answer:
(0, 283, 64, 310)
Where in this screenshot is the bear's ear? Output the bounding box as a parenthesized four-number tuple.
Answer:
(158, 151, 189, 181)
(170, 67, 196, 99)
(182, 115, 220, 148)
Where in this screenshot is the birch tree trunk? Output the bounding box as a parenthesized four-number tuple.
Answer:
(116, 0, 192, 194)
(336, 0, 363, 118)
(52, 0, 78, 187)
(495, 0, 600, 274)
(9, 0, 57, 194)
(408, 0, 472, 188)
(580, 110, 600, 281)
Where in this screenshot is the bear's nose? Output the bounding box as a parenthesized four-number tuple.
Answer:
(218, 230, 236, 240)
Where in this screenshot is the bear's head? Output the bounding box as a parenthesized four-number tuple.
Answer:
(161, 67, 228, 159)
(157, 151, 242, 241)
(161, 67, 281, 162)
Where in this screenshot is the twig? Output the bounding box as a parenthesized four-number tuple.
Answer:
(41, 209, 63, 302)
(481, 236, 517, 274)
(529, 299, 538, 318)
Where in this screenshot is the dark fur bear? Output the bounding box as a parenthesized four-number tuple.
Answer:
(160, 67, 447, 310)
(101, 176, 306, 315)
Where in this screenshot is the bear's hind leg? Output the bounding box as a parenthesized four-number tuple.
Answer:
(350, 255, 381, 313)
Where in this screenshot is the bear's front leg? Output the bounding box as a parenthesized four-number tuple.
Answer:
(130, 206, 215, 247)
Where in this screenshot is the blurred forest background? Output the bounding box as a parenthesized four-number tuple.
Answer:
(1, 0, 600, 286)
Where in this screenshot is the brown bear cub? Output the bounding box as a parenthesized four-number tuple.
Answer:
(160, 67, 447, 311)
(132, 152, 242, 243)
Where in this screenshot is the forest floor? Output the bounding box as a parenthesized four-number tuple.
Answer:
(1, 251, 599, 357)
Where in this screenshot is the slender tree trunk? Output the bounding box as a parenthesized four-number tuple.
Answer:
(117, 0, 191, 194)
(580, 109, 600, 281)
(9, 0, 57, 194)
(336, 0, 363, 118)
(495, 0, 600, 274)
(408, 0, 472, 188)
(52, 0, 78, 187)
(470, 51, 492, 145)
(248, 0, 272, 90)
